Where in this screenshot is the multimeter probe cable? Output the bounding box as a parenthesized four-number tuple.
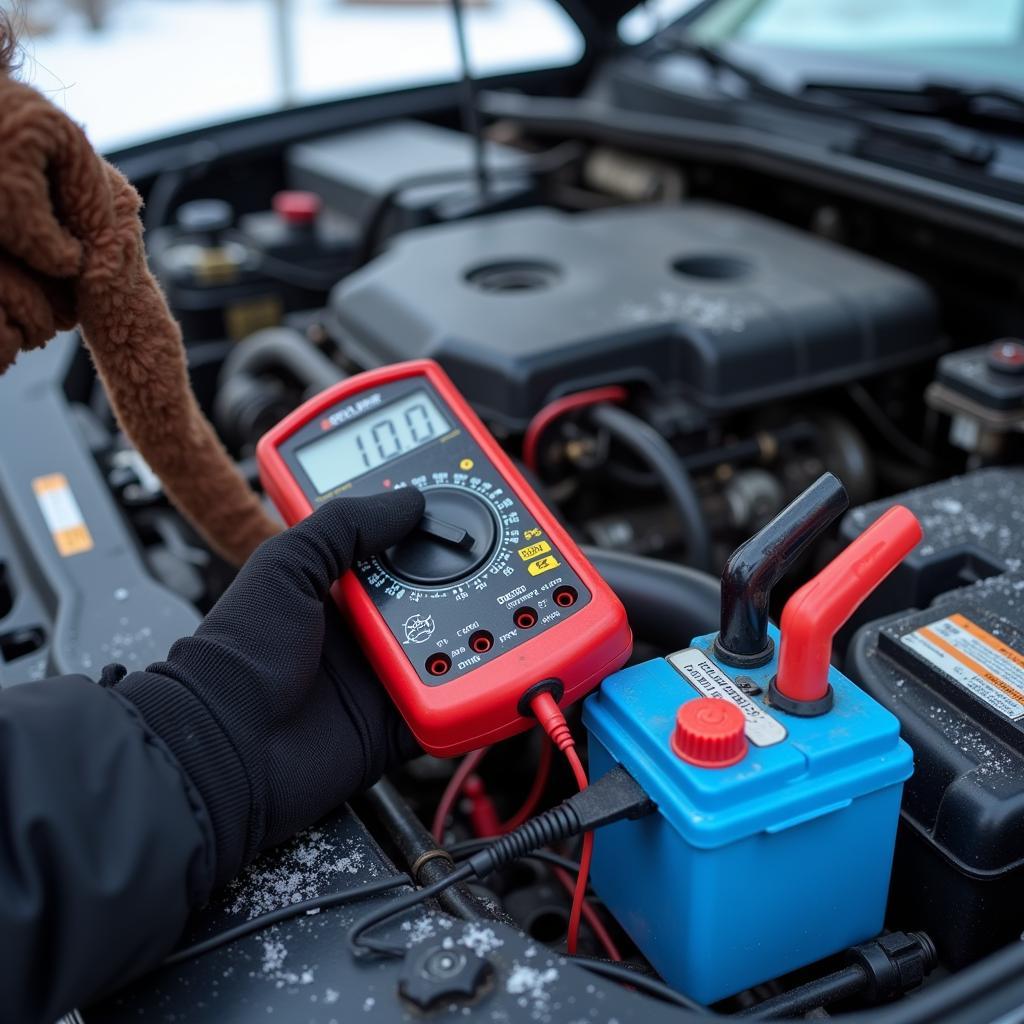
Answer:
(348, 759, 654, 959)
(427, 689, 611, 955)
(527, 689, 592, 955)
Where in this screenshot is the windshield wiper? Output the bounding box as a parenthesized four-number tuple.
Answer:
(800, 78, 1024, 130)
(655, 39, 997, 167)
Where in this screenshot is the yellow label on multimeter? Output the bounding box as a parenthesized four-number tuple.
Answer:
(527, 555, 561, 576)
(518, 541, 552, 561)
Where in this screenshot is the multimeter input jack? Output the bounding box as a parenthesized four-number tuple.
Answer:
(553, 586, 578, 609)
(469, 630, 494, 654)
(425, 653, 452, 677)
(513, 607, 538, 630)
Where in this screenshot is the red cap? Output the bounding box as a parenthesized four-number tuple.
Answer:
(775, 505, 922, 706)
(272, 190, 321, 225)
(988, 339, 1024, 376)
(671, 698, 748, 768)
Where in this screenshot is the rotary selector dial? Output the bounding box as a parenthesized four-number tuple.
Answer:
(383, 486, 500, 587)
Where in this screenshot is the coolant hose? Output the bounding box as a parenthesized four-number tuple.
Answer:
(584, 546, 720, 652)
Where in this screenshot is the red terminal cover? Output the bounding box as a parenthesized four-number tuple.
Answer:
(775, 505, 922, 704)
(257, 359, 633, 756)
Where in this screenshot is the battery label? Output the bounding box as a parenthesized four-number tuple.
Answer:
(901, 613, 1024, 721)
(32, 473, 94, 557)
(667, 648, 787, 747)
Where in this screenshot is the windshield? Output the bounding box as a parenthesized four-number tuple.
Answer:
(626, 0, 1024, 88)
(7, 0, 582, 154)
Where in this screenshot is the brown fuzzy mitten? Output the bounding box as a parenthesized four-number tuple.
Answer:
(0, 68, 280, 565)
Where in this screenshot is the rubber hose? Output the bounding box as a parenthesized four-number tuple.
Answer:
(214, 327, 343, 448)
(218, 326, 343, 393)
(363, 779, 503, 924)
(589, 403, 713, 572)
(738, 964, 868, 1018)
(584, 546, 720, 652)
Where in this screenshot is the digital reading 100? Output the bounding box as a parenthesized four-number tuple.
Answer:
(297, 390, 452, 493)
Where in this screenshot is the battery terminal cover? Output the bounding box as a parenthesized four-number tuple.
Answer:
(771, 505, 924, 715)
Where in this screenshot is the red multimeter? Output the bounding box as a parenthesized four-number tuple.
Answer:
(257, 359, 632, 756)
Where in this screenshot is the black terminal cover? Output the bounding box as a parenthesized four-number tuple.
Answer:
(329, 202, 939, 429)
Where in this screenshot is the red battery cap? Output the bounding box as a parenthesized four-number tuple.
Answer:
(671, 698, 748, 768)
(272, 190, 322, 225)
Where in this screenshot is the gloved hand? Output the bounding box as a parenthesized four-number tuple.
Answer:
(116, 488, 425, 886)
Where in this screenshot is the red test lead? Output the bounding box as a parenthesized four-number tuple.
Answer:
(770, 505, 923, 715)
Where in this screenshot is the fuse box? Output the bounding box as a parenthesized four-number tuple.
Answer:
(583, 478, 920, 1003)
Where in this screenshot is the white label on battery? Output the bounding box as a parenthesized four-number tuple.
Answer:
(667, 648, 787, 746)
(901, 613, 1024, 721)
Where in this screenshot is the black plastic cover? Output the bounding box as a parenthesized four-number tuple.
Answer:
(0, 335, 199, 686)
(287, 120, 534, 233)
(89, 808, 683, 1022)
(329, 202, 939, 429)
(841, 468, 1024, 621)
(846, 469, 1024, 966)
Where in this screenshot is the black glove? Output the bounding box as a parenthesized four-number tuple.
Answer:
(116, 488, 425, 886)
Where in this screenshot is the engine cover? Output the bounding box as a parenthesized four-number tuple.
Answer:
(329, 202, 938, 429)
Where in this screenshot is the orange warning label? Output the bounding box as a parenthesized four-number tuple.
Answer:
(32, 474, 94, 557)
(902, 613, 1024, 720)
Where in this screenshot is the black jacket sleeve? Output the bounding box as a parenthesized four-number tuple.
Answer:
(0, 675, 215, 1024)
(0, 493, 424, 1024)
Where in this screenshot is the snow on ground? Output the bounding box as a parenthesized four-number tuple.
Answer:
(12, 0, 582, 152)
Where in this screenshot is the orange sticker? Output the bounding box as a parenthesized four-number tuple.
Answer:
(32, 474, 94, 557)
(902, 613, 1024, 720)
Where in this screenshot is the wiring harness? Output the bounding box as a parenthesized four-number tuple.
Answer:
(347, 760, 654, 959)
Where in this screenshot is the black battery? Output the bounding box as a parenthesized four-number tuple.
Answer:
(838, 467, 1024, 635)
(847, 469, 1024, 967)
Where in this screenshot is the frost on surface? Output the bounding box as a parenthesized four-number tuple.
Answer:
(226, 828, 374, 919)
(458, 922, 504, 957)
(921, 703, 1016, 778)
(401, 914, 439, 946)
(848, 468, 1024, 571)
(506, 962, 561, 1022)
(251, 933, 317, 990)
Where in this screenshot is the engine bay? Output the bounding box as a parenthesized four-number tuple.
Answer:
(5, 101, 1024, 1022)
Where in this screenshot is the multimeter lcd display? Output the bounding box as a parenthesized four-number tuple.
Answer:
(296, 389, 451, 493)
